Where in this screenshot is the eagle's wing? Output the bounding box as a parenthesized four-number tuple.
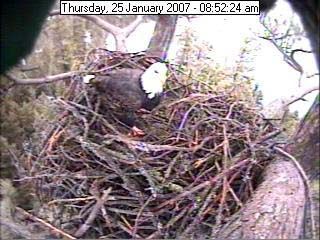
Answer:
(94, 68, 145, 111)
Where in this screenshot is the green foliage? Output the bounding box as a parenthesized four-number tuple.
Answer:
(259, 12, 304, 54)
(0, 137, 17, 179)
(0, 92, 35, 147)
(0, 78, 58, 178)
(175, 27, 261, 106)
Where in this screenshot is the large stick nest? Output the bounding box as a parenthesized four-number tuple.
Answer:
(23, 49, 279, 239)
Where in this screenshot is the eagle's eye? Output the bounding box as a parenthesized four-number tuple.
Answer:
(154, 70, 159, 73)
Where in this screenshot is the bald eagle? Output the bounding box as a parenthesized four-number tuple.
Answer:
(84, 62, 168, 136)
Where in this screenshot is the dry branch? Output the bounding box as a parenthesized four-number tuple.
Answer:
(284, 86, 319, 107)
(16, 207, 76, 239)
(5, 71, 78, 85)
(50, 11, 143, 51)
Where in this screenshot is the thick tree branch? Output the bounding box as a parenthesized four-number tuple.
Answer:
(49, 11, 143, 51)
(284, 86, 319, 107)
(50, 10, 121, 35)
(147, 16, 178, 59)
(122, 15, 143, 37)
(5, 71, 77, 85)
(277, 87, 318, 127)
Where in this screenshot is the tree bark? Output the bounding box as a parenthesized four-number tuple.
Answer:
(216, 159, 306, 239)
(287, 95, 320, 179)
(147, 16, 178, 59)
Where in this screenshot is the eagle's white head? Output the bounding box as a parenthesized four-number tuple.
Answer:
(141, 62, 168, 99)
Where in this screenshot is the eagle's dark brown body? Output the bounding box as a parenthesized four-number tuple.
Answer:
(92, 68, 162, 128)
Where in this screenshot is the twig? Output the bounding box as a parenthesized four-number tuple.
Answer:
(15, 207, 76, 239)
(132, 196, 153, 238)
(153, 159, 252, 211)
(48, 196, 96, 205)
(103, 134, 192, 152)
(256, 129, 282, 144)
(284, 87, 319, 107)
(74, 187, 112, 237)
(5, 71, 78, 85)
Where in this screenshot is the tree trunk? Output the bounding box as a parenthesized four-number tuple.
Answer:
(147, 16, 178, 59)
(287, 95, 320, 179)
(216, 159, 306, 239)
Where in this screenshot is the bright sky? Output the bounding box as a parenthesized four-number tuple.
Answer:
(108, 0, 319, 117)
